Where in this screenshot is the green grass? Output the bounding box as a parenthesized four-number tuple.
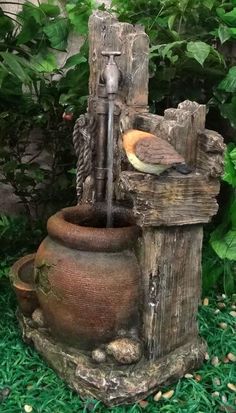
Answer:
(0, 279, 235, 413)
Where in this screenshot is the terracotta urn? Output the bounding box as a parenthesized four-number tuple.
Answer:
(11, 253, 39, 317)
(34, 203, 141, 350)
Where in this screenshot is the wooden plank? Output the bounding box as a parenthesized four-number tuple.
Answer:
(132, 112, 163, 134)
(130, 106, 225, 178)
(88, 12, 150, 191)
(119, 171, 220, 226)
(125, 29, 149, 107)
(197, 129, 225, 178)
(141, 226, 203, 359)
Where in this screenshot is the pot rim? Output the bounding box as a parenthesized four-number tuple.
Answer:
(11, 253, 36, 291)
(47, 203, 140, 252)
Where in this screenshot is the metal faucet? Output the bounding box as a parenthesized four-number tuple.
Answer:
(101, 51, 121, 100)
(100, 51, 122, 226)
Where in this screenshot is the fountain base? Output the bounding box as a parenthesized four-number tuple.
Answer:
(18, 311, 206, 406)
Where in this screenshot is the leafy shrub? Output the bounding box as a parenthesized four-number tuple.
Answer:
(0, 0, 235, 292)
(0, 1, 94, 224)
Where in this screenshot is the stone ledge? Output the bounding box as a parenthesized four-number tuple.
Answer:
(19, 313, 207, 406)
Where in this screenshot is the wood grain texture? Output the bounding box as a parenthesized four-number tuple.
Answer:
(140, 226, 203, 359)
(130, 111, 225, 177)
(88, 12, 150, 187)
(119, 171, 220, 226)
(197, 129, 225, 177)
(88, 12, 149, 107)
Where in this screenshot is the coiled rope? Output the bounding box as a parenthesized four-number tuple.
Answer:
(72, 114, 96, 203)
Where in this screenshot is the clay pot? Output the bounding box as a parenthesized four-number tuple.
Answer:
(11, 253, 39, 317)
(34, 203, 141, 350)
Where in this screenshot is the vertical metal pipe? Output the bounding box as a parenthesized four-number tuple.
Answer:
(106, 98, 114, 227)
(95, 91, 107, 202)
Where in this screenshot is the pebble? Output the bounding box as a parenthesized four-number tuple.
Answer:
(214, 309, 220, 314)
(222, 395, 227, 403)
(91, 349, 106, 363)
(222, 294, 227, 299)
(32, 309, 44, 328)
(223, 356, 230, 364)
(213, 377, 221, 386)
(153, 391, 162, 401)
(211, 356, 220, 366)
(227, 353, 236, 362)
(203, 297, 209, 306)
(194, 374, 202, 382)
(218, 302, 226, 309)
(106, 338, 142, 364)
(0, 387, 11, 402)
(231, 305, 236, 310)
(162, 390, 174, 400)
(219, 322, 228, 330)
(227, 383, 236, 392)
(24, 406, 33, 413)
(205, 352, 210, 360)
(138, 400, 149, 408)
(212, 391, 220, 397)
(184, 373, 194, 379)
(229, 311, 236, 318)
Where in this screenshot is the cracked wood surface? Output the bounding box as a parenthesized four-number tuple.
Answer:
(119, 171, 220, 226)
(140, 226, 203, 359)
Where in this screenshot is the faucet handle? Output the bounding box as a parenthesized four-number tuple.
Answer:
(101, 51, 121, 58)
(101, 51, 121, 64)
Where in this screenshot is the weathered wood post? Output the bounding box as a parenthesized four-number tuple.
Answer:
(15, 11, 225, 406)
(119, 104, 224, 361)
(88, 11, 224, 364)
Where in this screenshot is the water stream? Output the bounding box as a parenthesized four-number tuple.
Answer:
(106, 98, 114, 228)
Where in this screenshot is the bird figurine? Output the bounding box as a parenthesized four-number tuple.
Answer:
(122, 129, 192, 175)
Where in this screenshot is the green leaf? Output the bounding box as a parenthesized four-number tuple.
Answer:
(66, 2, 92, 34)
(223, 261, 235, 296)
(0, 52, 30, 83)
(31, 52, 57, 73)
(168, 15, 176, 30)
(0, 15, 14, 37)
(17, 17, 41, 44)
(186, 41, 210, 66)
(220, 8, 236, 26)
(211, 229, 236, 260)
(39, 4, 60, 18)
(18, 2, 44, 25)
(43, 18, 69, 51)
(204, 0, 214, 10)
(229, 27, 236, 38)
(151, 41, 185, 63)
(220, 97, 236, 129)
(223, 143, 236, 187)
(218, 67, 236, 93)
(64, 53, 87, 69)
(218, 25, 232, 44)
(0, 73, 22, 96)
(230, 198, 236, 229)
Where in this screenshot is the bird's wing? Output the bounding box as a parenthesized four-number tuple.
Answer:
(135, 136, 185, 165)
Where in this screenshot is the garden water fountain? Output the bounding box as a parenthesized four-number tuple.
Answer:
(11, 11, 225, 406)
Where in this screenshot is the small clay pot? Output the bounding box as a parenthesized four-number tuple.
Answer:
(35, 203, 141, 350)
(11, 253, 39, 317)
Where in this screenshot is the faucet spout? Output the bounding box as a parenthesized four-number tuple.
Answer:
(101, 51, 121, 99)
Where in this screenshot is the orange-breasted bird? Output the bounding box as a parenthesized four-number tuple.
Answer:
(122, 129, 191, 175)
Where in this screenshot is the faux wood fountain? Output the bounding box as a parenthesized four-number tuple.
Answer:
(11, 11, 225, 406)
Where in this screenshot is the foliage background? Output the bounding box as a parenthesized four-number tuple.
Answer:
(0, 0, 235, 293)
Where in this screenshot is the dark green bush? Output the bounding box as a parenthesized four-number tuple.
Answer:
(0, 0, 235, 293)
